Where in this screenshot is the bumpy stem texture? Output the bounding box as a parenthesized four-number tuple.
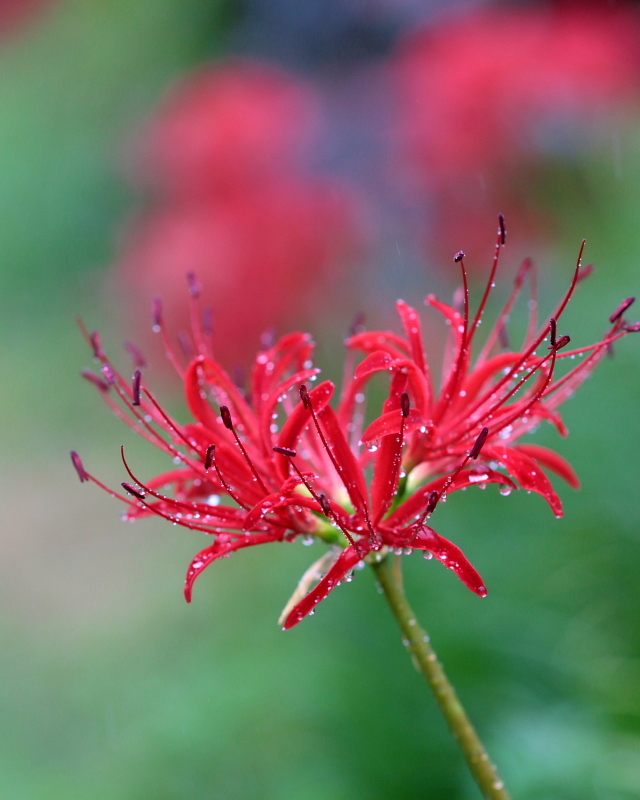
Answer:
(372, 554, 512, 800)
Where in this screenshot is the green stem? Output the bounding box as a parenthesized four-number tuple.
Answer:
(372, 554, 512, 800)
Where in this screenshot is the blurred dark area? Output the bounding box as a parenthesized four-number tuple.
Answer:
(1, 1, 639, 798)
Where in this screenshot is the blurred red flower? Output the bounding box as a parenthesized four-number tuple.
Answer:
(118, 59, 365, 367)
(392, 2, 640, 254)
(74, 223, 638, 627)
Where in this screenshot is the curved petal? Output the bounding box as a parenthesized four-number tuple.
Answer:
(515, 444, 580, 489)
(282, 543, 370, 629)
(386, 468, 517, 527)
(409, 527, 487, 597)
(484, 445, 564, 517)
(184, 533, 279, 602)
(361, 407, 431, 444)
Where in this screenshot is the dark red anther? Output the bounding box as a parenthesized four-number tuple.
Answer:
(498, 324, 510, 350)
(125, 341, 147, 369)
(205, 444, 215, 470)
(132, 370, 142, 406)
(610, 297, 635, 324)
(273, 446, 297, 457)
(70, 451, 89, 483)
(348, 312, 366, 338)
(624, 322, 640, 332)
(454, 251, 465, 263)
(498, 213, 506, 245)
(400, 392, 410, 418)
(122, 482, 146, 501)
(470, 427, 489, 460)
(89, 331, 103, 359)
(553, 334, 571, 351)
(202, 307, 214, 337)
(186, 272, 200, 299)
(299, 385, 311, 409)
(101, 364, 116, 385)
(549, 317, 557, 348)
(82, 370, 110, 392)
(220, 405, 234, 430)
(425, 490, 440, 516)
(317, 493, 333, 516)
(152, 297, 162, 329)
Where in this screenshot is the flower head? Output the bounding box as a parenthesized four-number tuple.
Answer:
(73, 220, 637, 628)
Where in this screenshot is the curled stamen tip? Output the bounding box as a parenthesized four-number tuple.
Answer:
(426, 490, 439, 515)
(219, 405, 234, 430)
(624, 322, 640, 332)
(90, 331, 103, 359)
(299, 384, 311, 409)
(205, 444, 216, 470)
(132, 369, 142, 406)
(122, 482, 146, 501)
(82, 369, 110, 393)
(553, 335, 571, 351)
(400, 392, 410, 418)
(470, 427, 489, 460)
(453, 251, 465, 263)
(70, 451, 89, 483)
(317, 493, 332, 516)
(498, 213, 506, 245)
(273, 446, 297, 457)
(125, 341, 147, 369)
(610, 297, 636, 324)
(186, 272, 200, 298)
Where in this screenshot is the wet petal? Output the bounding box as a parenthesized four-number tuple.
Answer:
(409, 527, 487, 597)
(282, 543, 370, 629)
(184, 533, 279, 601)
(485, 445, 564, 517)
(515, 444, 580, 489)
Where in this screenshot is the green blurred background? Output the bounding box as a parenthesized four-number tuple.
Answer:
(1, 1, 639, 798)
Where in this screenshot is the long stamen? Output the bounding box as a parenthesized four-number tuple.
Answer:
(205, 443, 251, 510)
(152, 297, 186, 378)
(299, 385, 379, 547)
(220, 405, 270, 495)
(273, 446, 359, 550)
(467, 214, 506, 344)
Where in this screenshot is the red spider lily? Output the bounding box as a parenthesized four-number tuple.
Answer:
(118, 58, 365, 368)
(391, 2, 640, 255)
(73, 220, 638, 628)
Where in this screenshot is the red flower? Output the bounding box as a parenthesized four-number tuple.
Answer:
(73, 222, 637, 628)
(391, 2, 640, 254)
(118, 59, 365, 367)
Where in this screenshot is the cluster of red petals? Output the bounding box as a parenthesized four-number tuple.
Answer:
(118, 59, 364, 367)
(391, 2, 640, 253)
(74, 224, 638, 628)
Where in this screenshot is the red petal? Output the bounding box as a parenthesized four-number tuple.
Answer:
(361, 407, 431, 444)
(346, 330, 410, 360)
(275, 381, 335, 480)
(396, 299, 428, 375)
(258, 367, 320, 453)
(185, 355, 258, 439)
(184, 533, 278, 602)
(282, 544, 370, 629)
(410, 527, 487, 597)
(354, 350, 394, 380)
(515, 444, 580, 489)
(386, 468, 517, 527)
(485, 445, 564, 517)
(317, 404, 370, 513)
(251, 332, 315, 415)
